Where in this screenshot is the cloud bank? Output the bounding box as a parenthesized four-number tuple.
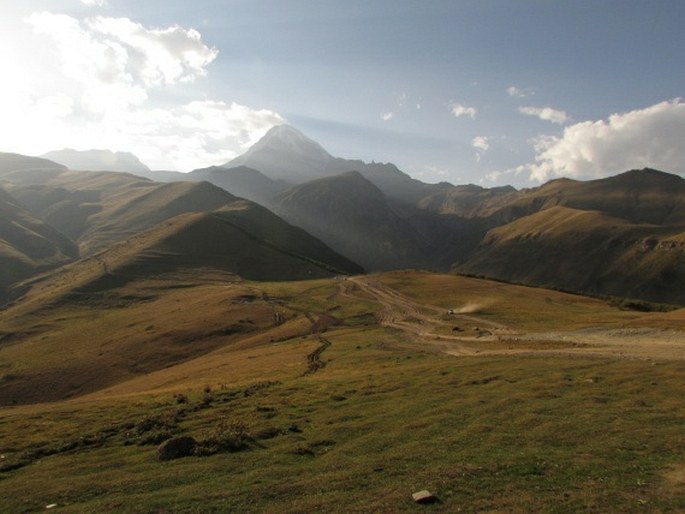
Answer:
(0, 12, 284, 170)
(530, 99, 685, 181)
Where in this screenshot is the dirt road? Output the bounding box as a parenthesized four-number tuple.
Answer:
(346, 277, 685, 361)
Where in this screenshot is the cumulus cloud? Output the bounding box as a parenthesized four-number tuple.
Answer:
(26, 12, 218, 115)
(507, 85, 534, 98)
(450, 102, 477, 119)
(519, 106, 568, 124)
(529, 99, 685, 181)
(2, 11, 284, 171)
(88, 17, 217, 85)
(471, 136, 490, 152)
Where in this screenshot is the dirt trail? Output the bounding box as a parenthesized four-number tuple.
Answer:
(347, 277, 516, 356)
(345, 277, 685, 361)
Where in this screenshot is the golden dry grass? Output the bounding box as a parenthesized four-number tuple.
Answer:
(1, 270, 684, 512)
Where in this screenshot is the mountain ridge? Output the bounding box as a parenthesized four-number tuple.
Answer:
(41, 148, 151, 174)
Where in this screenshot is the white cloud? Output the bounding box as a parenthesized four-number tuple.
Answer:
(450, 102, 477, 119)
(381, 112, 394, 121)
(26, 12, 218, 116)
(529, 99, 685, 181)
(81, 0, 108, 6)
(0, 11, 284, 171)
(519, 106, 568, 124)
(33, 93, 75, 118)
(484, 165, 526, 184)
(471, 136, 490, 152)
(88, 17, 217, 85)
(507, 85, 534, 98)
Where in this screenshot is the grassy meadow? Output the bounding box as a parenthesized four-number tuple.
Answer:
(1, 271, 685, 512)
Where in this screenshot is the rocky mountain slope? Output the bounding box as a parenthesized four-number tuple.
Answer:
(223, 124, 437, 204)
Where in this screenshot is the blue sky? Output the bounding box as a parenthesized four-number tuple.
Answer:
(1, 1, 684, 186)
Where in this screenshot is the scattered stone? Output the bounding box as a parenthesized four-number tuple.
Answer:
(45, 504, 58, 510)
(255, 426, 284, 440)
(156, 436, 197, 461)
(292, 446, 314, 456)
(467, 375, 500, 386)
(412, 490, 438, 504)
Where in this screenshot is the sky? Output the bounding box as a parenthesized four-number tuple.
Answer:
(1, 0, 684, 187)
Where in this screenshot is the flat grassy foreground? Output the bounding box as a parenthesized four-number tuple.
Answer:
(1, 272, 684, 512)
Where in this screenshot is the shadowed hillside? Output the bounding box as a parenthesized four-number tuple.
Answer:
(417, 183, 519, 217)
(0, 188, 78, 302)
(457, 170, 685, 305)
(0, 197, 361, 402)
(5, 170, 239, 255)
(187, 165, 288, 206)
(0, 152, 66, 175)
(273, 171, 430, 270)
(70, 202, 364, 292)
(491, 169, 685, 225)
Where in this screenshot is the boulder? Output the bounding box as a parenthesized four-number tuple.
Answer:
(412, 490, 438, 504)
(156, 436, 197, 461)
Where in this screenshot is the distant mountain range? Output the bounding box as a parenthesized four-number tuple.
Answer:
(5, 126, 685, 306)
(0, 152, 362, 304)
(41, 149, 151, 174)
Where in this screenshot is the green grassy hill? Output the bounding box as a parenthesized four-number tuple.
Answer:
(6, 171, 240, 255)
(457, 205, 685, 304)
(492, 168, 685, 225)
(0, 199, 361, 404)
(454, 169, 685, 305)
(1, 270, 684, 512)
